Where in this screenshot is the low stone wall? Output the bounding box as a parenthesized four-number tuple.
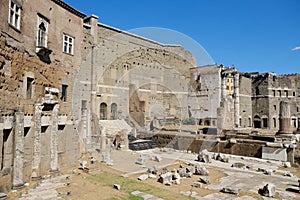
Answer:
(152, 134, 264, 158)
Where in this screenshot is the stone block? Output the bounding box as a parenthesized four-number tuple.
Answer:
(158, 172, 173, 185)
(138, 174, 148, 181)
(113, 184, 121, 190)
(147, 165, 158, 174)
(0, 193, 7, 200)
(197, 149, 212, 163)
(135, 155, 146, 165)
(192, 182, 202, 188)
(231, 162, 246, 169)
(200, 177, 210, 184)
(221, 187, 239, 195)
(260, 183, 276, 197)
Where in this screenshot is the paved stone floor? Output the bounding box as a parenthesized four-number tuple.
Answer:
(131, 190, 164, 200)
(18, 175, 70, 200)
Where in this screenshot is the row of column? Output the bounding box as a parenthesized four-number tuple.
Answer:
(13, 103, 59, 188)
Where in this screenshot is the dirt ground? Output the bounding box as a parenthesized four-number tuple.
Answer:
(56, 160, 226, 200)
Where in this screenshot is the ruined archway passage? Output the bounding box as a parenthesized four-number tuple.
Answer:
(253, 115, 261, 128)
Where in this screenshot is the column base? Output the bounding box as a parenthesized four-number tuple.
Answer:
(50, 169, 60, 177)
(12, 183, 24, 190)
(31, 171, 41, 181)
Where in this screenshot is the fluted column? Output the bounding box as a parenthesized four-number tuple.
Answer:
(277, 101, 292, 135)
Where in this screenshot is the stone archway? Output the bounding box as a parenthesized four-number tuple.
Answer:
(100, 102, 107, 120)
(253, 115, 261, 128)
(111, 103, 118, 120)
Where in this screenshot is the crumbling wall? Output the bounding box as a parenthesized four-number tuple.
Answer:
(0, 30, 80, 191)
(152, 133, 264, 158)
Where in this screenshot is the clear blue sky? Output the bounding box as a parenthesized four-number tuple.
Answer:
(64, 0, 300, 75)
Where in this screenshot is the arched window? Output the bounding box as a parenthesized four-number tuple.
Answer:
(100, 103, 107, 120)
(36, 14, 49, 48)
(111, 103, 117, 120)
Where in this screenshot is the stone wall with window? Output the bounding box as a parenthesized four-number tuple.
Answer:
(0, 0, 85, 191)
(250, 72, 300, 132)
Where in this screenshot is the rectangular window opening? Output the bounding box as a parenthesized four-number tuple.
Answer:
(63, 34, 74, 55)
(62, 84, 68, 102)
(26, 77, 34, 99)
(8, 0, 21, 30)
(2, 129, 12, 170)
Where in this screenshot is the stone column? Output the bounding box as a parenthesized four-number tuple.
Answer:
(12, 112, 24, 188)
(100, 127, 107, 152)
(234, 73, 240, 128)
(31, 104, 43, 179)
(217, 107, 224, 134)
(86, 109, 91, 150)
(221, 75, 226, 99)
(50, 104, 59, 172)
(277, 101, 292, 135)
(80, 107, 87, 154)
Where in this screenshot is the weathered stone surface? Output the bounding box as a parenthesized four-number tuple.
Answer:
(135, 155, 146, 165)
(197, 149, 212, 163)
(178, 168, 193, 178)
(148, 174, 157, 179)
(200, 177, 210, 184)
(260, 183, 276, 197)
(221, 187, 239, 195)
(172, 171, 181, 185)
(161, 168, 169, 174)
(231, 162, 246, 169)
(0, 193, 7, 200)
(154, 155, 162, 162)
(158, 172, 173, 185)
(216, 153, 229, 163)
(147, 165, 158, 174)
(113, 184, 121, 190)
(138, 174, 149, 181)
(196, 165, 209, 176)
(283, 162, 291, 168)
(192, 182, 202, 188)
(187, 165, 195, 174)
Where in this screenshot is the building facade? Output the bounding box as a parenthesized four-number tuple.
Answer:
(250, 72, 300, 133)
(0, 0, 86, 190)
(0, 0, 197, 191)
